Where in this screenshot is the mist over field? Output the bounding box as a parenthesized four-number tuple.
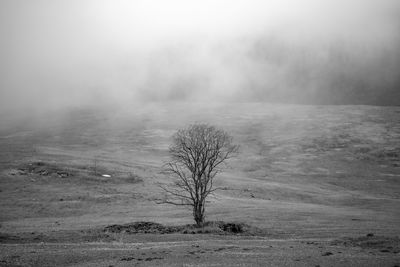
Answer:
(1, 0, 400, 114)
(1, 2, 400, 266)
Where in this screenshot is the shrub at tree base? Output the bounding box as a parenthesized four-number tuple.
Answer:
(104, 221, 262, 235)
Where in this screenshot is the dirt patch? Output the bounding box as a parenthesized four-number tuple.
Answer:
(0, 233, 22, 243)
(15, 161, 74, 178)
(0, 229, 114, 244)
(11, 161, 144, 184)
(332, 234, 400, 253)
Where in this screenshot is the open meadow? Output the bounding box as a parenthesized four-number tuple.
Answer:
(1, 103, 399, 266)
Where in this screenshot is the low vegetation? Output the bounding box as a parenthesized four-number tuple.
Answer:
(16, 161, 74, 178)
(104, 221, 263, 235)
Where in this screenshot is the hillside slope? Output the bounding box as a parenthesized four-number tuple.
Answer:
(0, 103, 399, 237)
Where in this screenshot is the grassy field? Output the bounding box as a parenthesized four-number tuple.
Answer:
(0, 103, 399, 266)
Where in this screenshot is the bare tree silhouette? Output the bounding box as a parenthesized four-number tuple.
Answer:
(159, 123, 238, 226)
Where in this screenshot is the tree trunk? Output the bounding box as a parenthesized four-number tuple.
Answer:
(193, 202, 205, 227)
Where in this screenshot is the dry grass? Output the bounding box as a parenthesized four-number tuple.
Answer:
(0, 103, 399, 238)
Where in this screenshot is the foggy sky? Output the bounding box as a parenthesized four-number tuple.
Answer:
(1, 0, 400, 112)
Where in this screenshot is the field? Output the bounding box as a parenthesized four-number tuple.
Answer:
(0, 103, 399, 266)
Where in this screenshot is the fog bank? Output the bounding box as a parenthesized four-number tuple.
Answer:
(1, 0, 400, 113)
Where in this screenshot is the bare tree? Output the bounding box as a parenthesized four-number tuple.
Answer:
(159, 123, 238, 226)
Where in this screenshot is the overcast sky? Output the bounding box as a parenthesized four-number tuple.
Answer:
(1, 0, 399, 111)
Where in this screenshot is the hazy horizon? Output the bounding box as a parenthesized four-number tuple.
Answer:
(1, 0, 400, 113)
